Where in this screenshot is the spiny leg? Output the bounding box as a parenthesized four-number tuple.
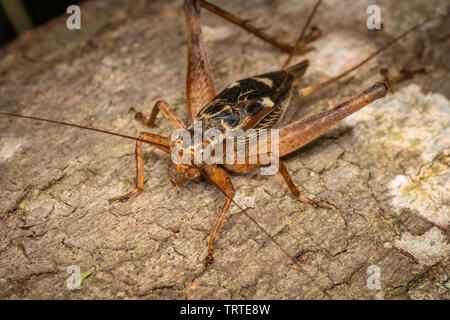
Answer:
(109, 132, 170, 203)
(203, 165, 235, 266)
(199, 0, 321, 56)
(224, 155, 335, 209)
(129, 99, 186, 129)
(184, 0, 217, 119)
(298, 18, 434, 99)
(278, 161, 336, 210)
(219, 83, 392, 171)
(279, 82, 391, 158)
(380, 67, 425, 87)
(276, 68, 426, 209)
(223, 82, 393, 207)
(276, 67, 424, 204)
(283, 0, 323, 68)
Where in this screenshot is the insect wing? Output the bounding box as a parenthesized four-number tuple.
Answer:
(197, 70, 294, 130)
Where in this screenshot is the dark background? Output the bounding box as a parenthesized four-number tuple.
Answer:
(0, 0, 82, 47)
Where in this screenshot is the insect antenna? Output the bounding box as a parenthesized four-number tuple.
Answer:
(0, 112, 170, 152)
(300, 14, 443, 97)
(283, 0, 323, 69)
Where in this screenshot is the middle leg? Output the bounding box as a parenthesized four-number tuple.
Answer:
(225, 156, 336, 210)
(278, 160, 336, 209)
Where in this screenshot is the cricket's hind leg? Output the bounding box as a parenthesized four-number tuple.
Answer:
(379, 66, 426, 88)
(184, 0, 217, 120)
(199, 0, 322, 58)
(282, 0, 323, 68)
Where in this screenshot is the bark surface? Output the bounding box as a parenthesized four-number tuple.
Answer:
(0, 0, 449, 299)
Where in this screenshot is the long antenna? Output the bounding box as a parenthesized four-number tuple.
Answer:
(0, 112, 170, 151)
(283, 0, 322, 69)
(301, 15, 441, 97)
(1, 111, 314, 274)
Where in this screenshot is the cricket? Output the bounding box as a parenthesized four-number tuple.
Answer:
(0, 0, 448, 300)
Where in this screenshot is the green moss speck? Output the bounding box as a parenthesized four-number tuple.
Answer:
(409, 138, 421, 148)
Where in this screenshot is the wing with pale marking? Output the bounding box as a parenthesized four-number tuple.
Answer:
(195, 60, 309, 131)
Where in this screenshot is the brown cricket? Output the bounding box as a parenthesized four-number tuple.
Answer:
(0, 0, 437, 266)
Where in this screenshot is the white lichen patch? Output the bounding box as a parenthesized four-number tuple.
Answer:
(202, 25, 234, 42)
(345, 84, 450, 163)
(343, 84, 449, 227)
(309, 33, 376, 77)
(388, 152, 449, 228)
(0, 137, 22, 162)
(394, 227, 450, 266)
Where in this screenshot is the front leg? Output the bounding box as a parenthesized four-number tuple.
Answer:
(109, 132, 170, 203)
(203, 165, 235, 266)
